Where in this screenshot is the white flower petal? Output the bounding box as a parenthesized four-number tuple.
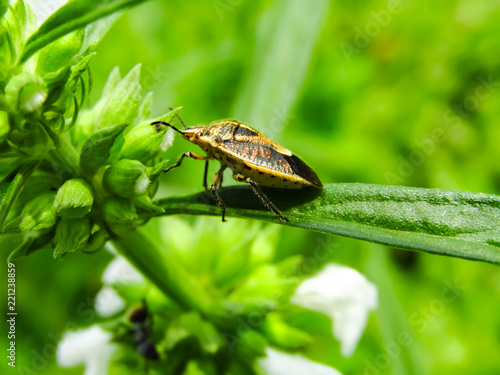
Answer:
(23, 90, 47, 112)
(95, 286, 126, 317)
(258, 347, 342, 375)
(291, 264, 378, 357)
(57, 326, 116, 375)
(102, 256, 144, 285)
(160, 128, 175, 151)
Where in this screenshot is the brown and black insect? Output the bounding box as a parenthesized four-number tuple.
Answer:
(151, 118, 323, 222)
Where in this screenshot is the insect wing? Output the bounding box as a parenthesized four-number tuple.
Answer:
(219, 140, 322, 187)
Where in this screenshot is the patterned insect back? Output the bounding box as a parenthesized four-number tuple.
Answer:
(151, 118, 323, 222)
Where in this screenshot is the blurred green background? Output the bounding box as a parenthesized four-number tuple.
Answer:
(5, 0, 500, 374)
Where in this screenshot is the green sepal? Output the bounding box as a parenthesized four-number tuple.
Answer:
(36, 29, 85, 76)
(102, 196, 138, 236)
(80, 123, 128, 172)
(54, 178, 94, 219)
(3, 193, 57, 233)
(53, 218, 91, 258)
(8, 231, 53, 263)
(136, 91, 153, 124)
(80, 229, 109, 253)
(98, 64, 141, 130)
(0, 161, 38, 230)
(133, 195, 165, 215)
(5, 72, 47, 112)
(148, 159, 171, 182)
(103, 159, 149, 198)
(262, 312, 312, 349)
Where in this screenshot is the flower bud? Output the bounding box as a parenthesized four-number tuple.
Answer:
(103, 159, 150, 198)
(119, 107, 181, 163)
(53, 218, 91, 258)
(17, 193, 57, 232)
(5, 72, 47, 112)
(54, 178, 94, 219)
(119, 122, 174, 163)
(102, 197, 138, 236)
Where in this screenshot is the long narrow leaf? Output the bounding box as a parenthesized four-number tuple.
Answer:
(155, 184, 500, 264)
(19, 0, 150, 64)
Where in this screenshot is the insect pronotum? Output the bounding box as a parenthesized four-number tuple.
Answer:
(151, 117, 323, 222)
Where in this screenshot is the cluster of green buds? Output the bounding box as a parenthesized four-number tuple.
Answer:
(0, 1, 180, 261)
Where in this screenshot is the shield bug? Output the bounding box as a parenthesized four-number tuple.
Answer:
(151, 118, 323, 222)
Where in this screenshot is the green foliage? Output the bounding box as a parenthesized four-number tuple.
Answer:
(2, 0, 500, 374)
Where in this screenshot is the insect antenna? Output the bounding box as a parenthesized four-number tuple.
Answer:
(150, 121, 182, 134)
(169, 107, 187, 128)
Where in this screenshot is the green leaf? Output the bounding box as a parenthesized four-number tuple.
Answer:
(19, 0, 151, 64)
(98, 64, 141, 129)
(0, 161, 38, 230)
(80, 123, 128, 172)
(156, 184, 500, 264)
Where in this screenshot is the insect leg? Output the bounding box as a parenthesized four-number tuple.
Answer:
(203, 160, 209, 190)
(211, 166, 227, 222)
(163, 152, 205, 173)
(245, 177, 289, 222)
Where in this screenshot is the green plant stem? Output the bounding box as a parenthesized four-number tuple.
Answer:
(48, 134, 82, 178)
(111, 227, 217, 318)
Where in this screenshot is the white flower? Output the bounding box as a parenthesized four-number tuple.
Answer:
(96, 254, 145, 317)
(258, 347, 342, 375)
(290, 263, 378, 357)
(23, 90, 47, 112)
(57, 326, 116, 375)
(160, 128, 175, 151)
(102, 256, 145, 285)
(95, 286, 126, 317)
